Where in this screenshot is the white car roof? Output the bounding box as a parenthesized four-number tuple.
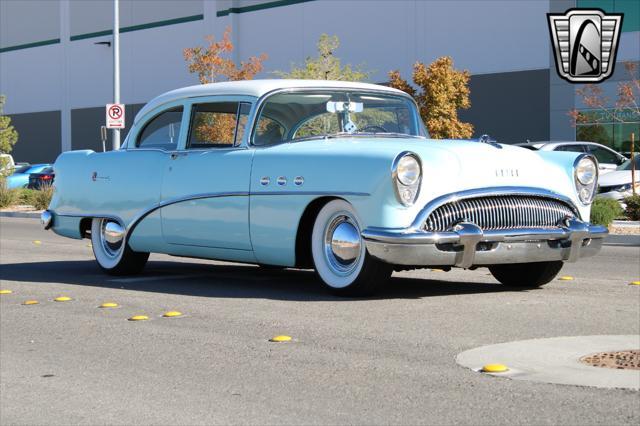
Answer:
(135, 79, 405, 124)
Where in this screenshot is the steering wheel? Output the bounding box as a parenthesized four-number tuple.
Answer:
(360, 125, 388, 133)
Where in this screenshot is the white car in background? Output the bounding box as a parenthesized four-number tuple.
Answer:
(597, 155, 640, 207)
(516, 141, 627, 174)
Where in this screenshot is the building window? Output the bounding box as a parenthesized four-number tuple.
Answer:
(576, 0, 640, 33)
(576, 109, 640, 155)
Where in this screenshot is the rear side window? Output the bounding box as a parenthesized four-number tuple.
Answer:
(188, 102, 251, 149)
(137, 107, 183, 149)
(586, 146, 620, 164)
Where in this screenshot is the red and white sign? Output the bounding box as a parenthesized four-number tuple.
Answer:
(106, 103, 125, 129)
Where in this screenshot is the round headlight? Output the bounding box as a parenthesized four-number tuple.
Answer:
(575, 157, 596, 185)
(397, 155, 421, 186)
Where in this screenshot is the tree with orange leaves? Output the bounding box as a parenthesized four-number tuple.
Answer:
(389, 57, 473, 139)
(183, 27, 267, 143)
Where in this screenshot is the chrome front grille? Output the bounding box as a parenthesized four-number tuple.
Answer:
(424, 195, 576, 232)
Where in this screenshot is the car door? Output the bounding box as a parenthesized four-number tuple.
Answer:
(160, 97, 254, 250)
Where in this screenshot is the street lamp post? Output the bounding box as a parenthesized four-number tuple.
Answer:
(112, 0, 120, 150)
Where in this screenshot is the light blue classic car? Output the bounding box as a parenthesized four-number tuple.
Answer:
(43, 80, 607, 296)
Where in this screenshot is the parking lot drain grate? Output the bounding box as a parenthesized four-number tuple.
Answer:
(580, 350, 640, 370)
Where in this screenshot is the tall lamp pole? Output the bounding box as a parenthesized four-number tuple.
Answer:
(112, 0, 120, 150)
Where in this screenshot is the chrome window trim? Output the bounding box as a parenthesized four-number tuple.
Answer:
(409, 186, 582, 231)
(248, 87, 423, 148)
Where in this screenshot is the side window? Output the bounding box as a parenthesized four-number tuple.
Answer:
(254, 116, 285, 146)
(587, 146, 619, 164)
(555, 144, 586, 153)
(188, 102, 250, 149)
(137, 107, 183, 149)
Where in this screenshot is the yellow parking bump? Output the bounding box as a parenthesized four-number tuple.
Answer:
(269, 335, 292, 343)
(86, 244, 93, 248)
(481, 364, 509, 373)
(630, 281, 640, 286)
(99, 302, 119, 308)
(23, 300, 39, 305)
(0, 289, 12, 295)
(558, 276, 574, 281)
(128, 315, 149, 321)
(54, 296, 72, 302)
(431, 268, 445, 272)
(162, 311, 183, 318)
(32, 240, 42, 245)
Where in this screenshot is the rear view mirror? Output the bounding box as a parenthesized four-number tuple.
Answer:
(326, 101, 363, 113)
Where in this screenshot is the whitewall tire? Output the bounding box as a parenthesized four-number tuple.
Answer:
(91, 218, 149, 275)
(311, 200, 392, 296)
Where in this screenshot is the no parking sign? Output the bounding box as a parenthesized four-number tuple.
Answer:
(106, 103, 125, 129)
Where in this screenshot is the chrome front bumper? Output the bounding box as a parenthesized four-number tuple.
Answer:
(362, 218, 608, 268)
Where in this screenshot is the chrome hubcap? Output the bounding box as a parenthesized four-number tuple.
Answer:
(100, 219, 124, 258)
(323, 214, 362, 275)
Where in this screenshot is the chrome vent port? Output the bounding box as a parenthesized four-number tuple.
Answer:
(424, 195, 577, 232)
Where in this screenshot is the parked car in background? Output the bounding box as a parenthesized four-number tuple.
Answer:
(515, 141, 627, 174)
(28, 166, 55, 190)
(6, 164, 51, 189)
(42, 80, 607, 296)
(597, 155, 640, 208)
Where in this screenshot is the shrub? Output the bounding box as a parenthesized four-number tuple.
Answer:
(31, 185, 54, 210)
(0, 179, 18, 208)
(624, 194, 640, 220)
(590, 198, 623, 226)
(17, 188, 37, 206)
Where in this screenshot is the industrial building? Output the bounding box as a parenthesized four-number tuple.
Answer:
(1, 0, 638, 163)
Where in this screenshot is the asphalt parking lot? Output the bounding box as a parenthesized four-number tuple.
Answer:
(1, 217, 639, 425)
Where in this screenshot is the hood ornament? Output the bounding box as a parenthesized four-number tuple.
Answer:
(477, 134, 502, 149)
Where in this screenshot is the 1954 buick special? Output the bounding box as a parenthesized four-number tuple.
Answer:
(42, 80, 607, 296)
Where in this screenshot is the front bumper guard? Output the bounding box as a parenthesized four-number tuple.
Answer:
(362, 218, 608, 268)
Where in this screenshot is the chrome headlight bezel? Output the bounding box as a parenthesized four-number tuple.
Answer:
(392, 152, 422, 206)
(574, 154, 598, 205)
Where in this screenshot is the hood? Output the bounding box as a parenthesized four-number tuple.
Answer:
(276, 136, 578, 206)
(598, 170, 635, 186)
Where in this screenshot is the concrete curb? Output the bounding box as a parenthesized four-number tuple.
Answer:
(0, 210, 41, 219)
(612, 220, 640, 227)
(456, 335, 640, 390)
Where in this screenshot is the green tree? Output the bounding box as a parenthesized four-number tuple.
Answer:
(389, 57, 473, 139)
(275, 34, 370, 81)
(0, 95, 18, 176)
(0, 95, 18, 155)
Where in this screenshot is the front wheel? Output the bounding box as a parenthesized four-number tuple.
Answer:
(311, 200, 392, 297)
(91, 218, 149, 275)
(489, 261, 563, 288)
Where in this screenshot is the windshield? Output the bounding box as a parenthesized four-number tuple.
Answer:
(253, 90, 427, 146)
(617, 155, 640, 171)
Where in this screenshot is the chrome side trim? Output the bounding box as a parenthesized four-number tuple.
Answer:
(54, 190, 370, 240)
(410, 187, 581, 231)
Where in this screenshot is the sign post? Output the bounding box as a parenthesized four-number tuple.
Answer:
(113, 0, 121, 150)
(100, 126, 107, 152)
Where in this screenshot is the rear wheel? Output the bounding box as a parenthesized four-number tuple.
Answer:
(489, 261, 563, 288)
(311, 200, 392, 297)
(91, 218, 149, 275)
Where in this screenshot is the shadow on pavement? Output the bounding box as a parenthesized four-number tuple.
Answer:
(0, 259, 513, 301)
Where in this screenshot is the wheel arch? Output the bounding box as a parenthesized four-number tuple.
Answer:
(294, 196, 345, 268)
